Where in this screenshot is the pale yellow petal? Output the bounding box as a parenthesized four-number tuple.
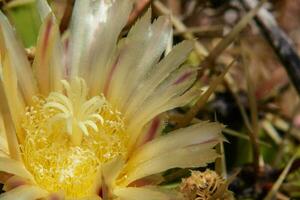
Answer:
(3, 175, 29, 191)
(112, 16, 171, 109)
(105, 8, 151, 101)
(0, 78, 21, 160)
(127, 8, 152, 40)
(114, 187, 170, 200)
(141, 85, 202, 127)
(134, 115, 166, 148)
(129, 122, 223, 166)
(33, 14, 63, 95)
(45, 192, 64, 200)
(0, 185, 48, 200)
(124, 40, 193, 117)
(123, 144, 219, 185)
(0, 157, 34, 182)
(102, 156, 125, 188)
(0, 115, 9, 157)
(107, 16, 171, 111)
(119, 122, 223, 185)
(68, 195, 102, 200)
(91, 157, 124, 196)
(126, 65, 197, 148)
(0, 11, 37, 104)
(131, 84, 201, 138)
(36, 0, 52, 20)
(2, 53, 25, 141)
(0, 116, 8, 158)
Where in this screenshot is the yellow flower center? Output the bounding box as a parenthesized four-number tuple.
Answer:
(20, 78, 128, 198)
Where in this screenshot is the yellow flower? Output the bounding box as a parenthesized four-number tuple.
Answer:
(0, 0, 223, 199)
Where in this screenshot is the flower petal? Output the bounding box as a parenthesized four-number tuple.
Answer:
(0, 116, 9, 158)
(0, 78, 22, 159)
(123, 40, 193, 115)
(123, 144, 219, 185)
(33, 14, 63, 94)
(114, 187, 170, 200)
(129, 122, 223, 166)
(135, 115, 166, 147)
(2, 51, 25, 138)
(0, 185, 48, 200)
(102, 157, 125, 188)
(107, 14, 172, 111)
(0, 11, 37, 104)
(68, 0, 132, 94)
(75, 195, 102, 200)
(36, 0, 52, 20)
(103, 8, 151, 98)
(3, 175, 29, 191)
(0, 157, 34, 182)
(120, 122, 223, 184)
(126, 65, 198, 148)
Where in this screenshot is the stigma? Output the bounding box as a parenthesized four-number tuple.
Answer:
(44, 78, 106, 145)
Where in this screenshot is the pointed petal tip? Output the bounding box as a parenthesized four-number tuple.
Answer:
(181, 40, 194, 50)
(36, 0, 53, 20)
(156, 15, 171, 27)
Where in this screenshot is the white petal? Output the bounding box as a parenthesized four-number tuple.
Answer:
(68, 0, 132, 95)
(36, 0, 52, 20)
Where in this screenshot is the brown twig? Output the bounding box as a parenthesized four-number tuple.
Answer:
(264, 154, 297, 200)
(197, 0, 267, 78)
(241, 0, 300, 96)
(173, 25, 224, 37)
(273, 102, 300, 166)
(242, 42, 261, 176)
(224, 75, 253, 133)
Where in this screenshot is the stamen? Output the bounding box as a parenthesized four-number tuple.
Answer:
(20, 78, 128, 198)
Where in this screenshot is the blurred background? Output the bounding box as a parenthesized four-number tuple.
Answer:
(1, 0, 300, 199)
